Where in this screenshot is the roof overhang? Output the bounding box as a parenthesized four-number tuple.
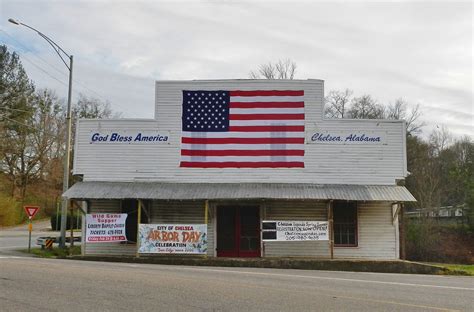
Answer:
(63, 182, 416, 202)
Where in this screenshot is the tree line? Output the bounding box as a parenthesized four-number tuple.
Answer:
(250, 60, 473, 217)
(0, 45, 114, 215)
(0, 51, 472, 225)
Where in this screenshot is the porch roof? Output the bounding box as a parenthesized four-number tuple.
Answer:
(63, 182, 416, 202)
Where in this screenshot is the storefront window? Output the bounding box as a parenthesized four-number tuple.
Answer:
(333, 202, 358, 247)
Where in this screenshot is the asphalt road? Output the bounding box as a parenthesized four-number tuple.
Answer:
(0, 256, 472, 312)
(0, 220, 78, 256)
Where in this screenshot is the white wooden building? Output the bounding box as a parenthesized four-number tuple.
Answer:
(64, 79, 416, 259)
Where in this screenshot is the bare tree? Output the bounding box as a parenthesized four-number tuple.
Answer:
(429, 125, 452, 156)
(73, 94, 114, 119)
(1, 89, 63, 198)
(386, 99, 425, 135)
(348, 95, 385, 119)
(324, 89, 353, 118)
(249, 59, 297, 79)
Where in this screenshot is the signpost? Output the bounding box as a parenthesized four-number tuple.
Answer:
(24, 205, 40, 252)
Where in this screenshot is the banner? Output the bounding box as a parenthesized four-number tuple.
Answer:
(85, 213, 128, 243)
(138, 224, 207, 254)
(262, 221, 328, 241)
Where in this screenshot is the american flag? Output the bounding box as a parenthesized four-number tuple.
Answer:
(180, 90, 305, 168)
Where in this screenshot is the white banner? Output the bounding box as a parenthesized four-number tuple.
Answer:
(262, 221, 328, 241)
(138, 224, 207, 254)
(85, 213, 128, 243)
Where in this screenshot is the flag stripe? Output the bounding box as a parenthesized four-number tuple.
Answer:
(229, 96, 304, 102)
(230, 108, 304, 114)
(181, 143, 305, 150)
(181, 149, 305, 156)
(229, 120, 305, 126)
(182, 131, 304, 138)
(230, 102, 304, 108)
(229, 90, 304, 97)
(181, 156, 304, 162)
(229, 114, 304, 120)
(228, 126, 304, 132)
(180, 161, 305, 168)
(182, 137, 304, 144)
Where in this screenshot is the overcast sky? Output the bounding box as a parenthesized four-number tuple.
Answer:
(1, 0, 472, 138)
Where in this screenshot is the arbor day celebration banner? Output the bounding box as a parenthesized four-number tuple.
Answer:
(138, 224, 207, 254)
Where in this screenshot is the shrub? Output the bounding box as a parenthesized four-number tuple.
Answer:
(0, 195, 24, 226)
(50, 213, 82, 231)
(405, 218, 441, 262)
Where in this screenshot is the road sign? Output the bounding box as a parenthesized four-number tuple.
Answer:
(24, 206, 40, 219)
(23, 205, 40, 253)
(45, 239, 54, 249)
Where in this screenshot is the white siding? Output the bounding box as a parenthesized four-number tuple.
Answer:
(73, 80, 407, 185)
(84, 199, 214, 257)
(263, 200, 330, 258)
(73, 119, 163, 181)
(334, 202, 399, 260)
(84, 200, 136, 256)
(83, 199, 399, 259)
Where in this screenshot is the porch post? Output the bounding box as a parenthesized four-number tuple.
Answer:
(399, 203, 406, 260)
(204, 200, 209, 258)
(328, 200, 334, 259)
(136, 199, 141, 258)
(81, 201, 88, 256)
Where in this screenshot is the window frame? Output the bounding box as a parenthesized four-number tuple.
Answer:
(333, 201, 358, 247)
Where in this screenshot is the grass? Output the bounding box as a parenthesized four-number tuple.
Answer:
(427, 263, 474, 276)
(442, 264, 474, 276)
(25, 246, 81, 258)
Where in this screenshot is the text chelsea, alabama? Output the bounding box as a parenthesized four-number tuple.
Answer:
(91, 132, 169, 143)
(311, 132, 382, 143)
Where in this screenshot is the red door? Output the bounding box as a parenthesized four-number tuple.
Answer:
(217, 206, 260, 257)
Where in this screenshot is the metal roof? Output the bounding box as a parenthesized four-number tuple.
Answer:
(63, 182, 416, 202)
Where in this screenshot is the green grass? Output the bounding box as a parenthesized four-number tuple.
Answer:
(427, 263, 474, 276)
(442, 264, 474, 276)
(25, 246, 81, 258)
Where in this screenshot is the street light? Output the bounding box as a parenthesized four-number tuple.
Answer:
(8, 18, 73, 248)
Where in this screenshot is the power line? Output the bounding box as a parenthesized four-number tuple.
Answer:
(2, 42, 111, 106)
(2, 29, 110, 102)
(0, 106, 32, 113)
(1, 29, 68, 79)
(0, 115, 36, 130)
(2, 42, 69, 87)
(1, 29, 131, 113)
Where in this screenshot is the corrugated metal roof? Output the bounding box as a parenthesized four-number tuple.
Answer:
(63, 182, 416, 202)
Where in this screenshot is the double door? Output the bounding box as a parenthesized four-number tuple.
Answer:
(217, 206, 260, 257)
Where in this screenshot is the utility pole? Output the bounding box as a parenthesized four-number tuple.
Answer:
(8, 18, 74, 248)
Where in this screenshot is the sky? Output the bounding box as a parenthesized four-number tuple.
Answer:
(0, 0, 472, 139)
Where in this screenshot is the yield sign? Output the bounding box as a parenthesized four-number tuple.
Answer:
(24, 206, 40, 219)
